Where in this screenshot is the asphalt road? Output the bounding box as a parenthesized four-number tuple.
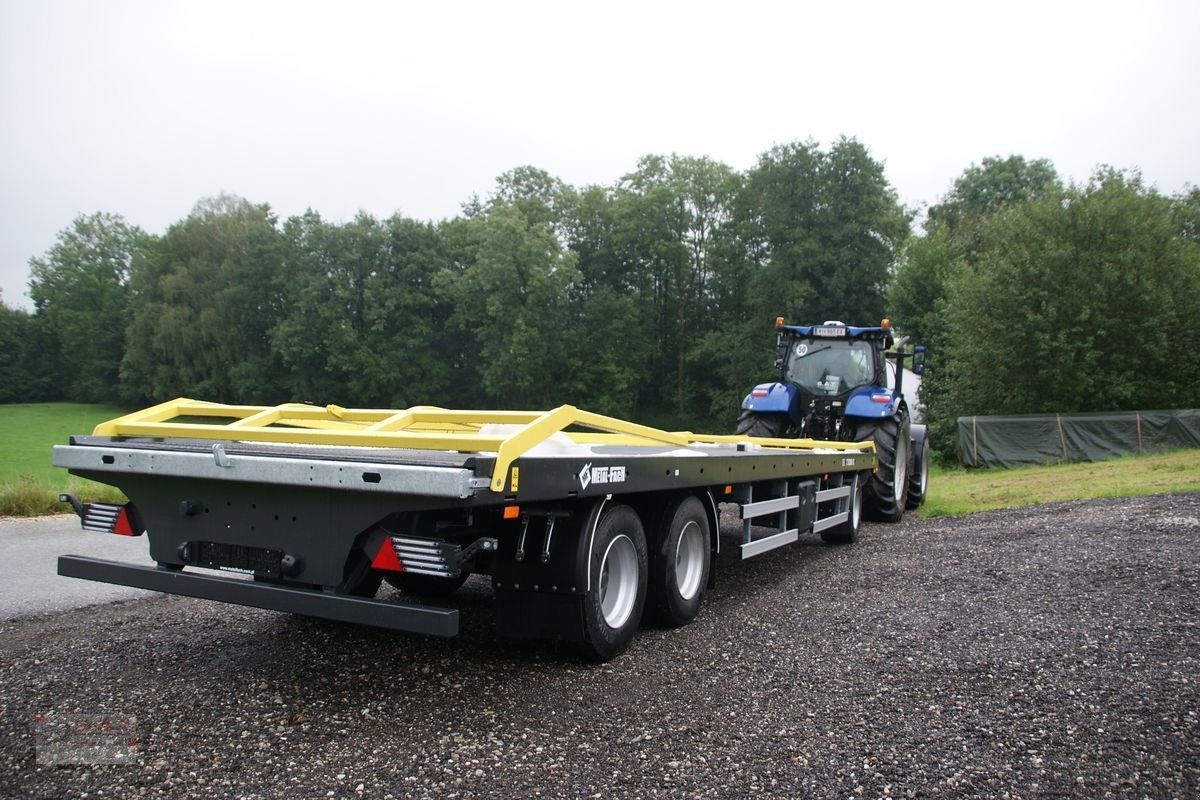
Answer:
(0, 514, 156, 619)
(1, 495, 1197, 799)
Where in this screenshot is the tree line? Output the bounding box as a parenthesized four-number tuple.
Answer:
(4, 142, 1198, 460)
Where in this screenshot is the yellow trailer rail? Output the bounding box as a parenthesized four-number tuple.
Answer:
(92, 398, 874, 493)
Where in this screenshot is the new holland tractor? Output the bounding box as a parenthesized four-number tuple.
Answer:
(736, 318, 929, 522)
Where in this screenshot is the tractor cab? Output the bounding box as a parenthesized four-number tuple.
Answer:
(783, 323, 886, 399)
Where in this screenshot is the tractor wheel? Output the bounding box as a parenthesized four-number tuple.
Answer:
(906, 426, 930, 510)
(735, 410, 788, 438)
(854, 412, 910, 523)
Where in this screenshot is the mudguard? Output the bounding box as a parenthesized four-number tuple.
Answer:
(740, 382, 798, 415)
(843, 386, 901, 420)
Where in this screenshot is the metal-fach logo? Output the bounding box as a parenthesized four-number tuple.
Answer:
(578, 462, 627, 490)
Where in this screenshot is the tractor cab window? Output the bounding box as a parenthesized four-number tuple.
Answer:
(786, 338, 876, 397)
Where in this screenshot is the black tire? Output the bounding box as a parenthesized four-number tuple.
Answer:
(906, 426, 930, 510)
(384, 571, 470, 597)
(647, 496, 711, 627)
(735, 410, 788, 438)
(821, 472, 863, 544)
(580, 504, 648, 661)
(855, 412, 910, 523)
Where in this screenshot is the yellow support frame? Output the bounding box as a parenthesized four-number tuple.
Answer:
(92, 398, 874, 493)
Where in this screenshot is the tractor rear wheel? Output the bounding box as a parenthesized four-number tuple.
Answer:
(906, 427, 930, 510)
(735, 410, 788, 438)
(854, 412, 910, 523)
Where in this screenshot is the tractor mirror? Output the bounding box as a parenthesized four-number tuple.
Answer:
(912, 346, 926, 375)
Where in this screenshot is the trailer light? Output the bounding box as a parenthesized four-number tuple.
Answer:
(502, 505, 520, 520)
(723, 485, 733, 495)
(112, 507, 135, 535)
(74, 500, 143, 536)
(370, 540, 404, 573)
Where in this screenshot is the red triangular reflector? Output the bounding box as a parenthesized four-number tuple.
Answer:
(113, 507, 135, 536)
(370, 539, 404, 572)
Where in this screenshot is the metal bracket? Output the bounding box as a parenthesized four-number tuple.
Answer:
(212, 443, 233, 468)
(541, 516, 556, 564)
(515, 517, 530, 562)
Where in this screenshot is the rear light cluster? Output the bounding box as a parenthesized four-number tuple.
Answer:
(371, 537, 455, 577)
(64, 498, 142, 536)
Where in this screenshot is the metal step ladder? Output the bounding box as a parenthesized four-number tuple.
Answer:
(737, 473, 856, 558)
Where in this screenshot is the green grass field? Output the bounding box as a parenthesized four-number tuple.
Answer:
(920, 450, 1200, 517)
(1, 402, 128, 483)
(1, 402, 129, 514)
(2, 403, 1198, 518)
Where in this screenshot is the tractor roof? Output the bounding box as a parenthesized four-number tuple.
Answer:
(781, 323, 888, 339)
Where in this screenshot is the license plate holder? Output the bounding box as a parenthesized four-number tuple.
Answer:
(192, 542, 282, 578)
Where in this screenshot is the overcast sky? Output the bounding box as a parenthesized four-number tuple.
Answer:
(2, 0, 1197, 309)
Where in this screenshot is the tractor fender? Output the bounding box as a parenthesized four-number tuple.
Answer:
(740, 382, 798, 415)
(843, 387, 902, 420)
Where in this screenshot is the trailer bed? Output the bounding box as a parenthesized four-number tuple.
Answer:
(54, 399, 877, 660)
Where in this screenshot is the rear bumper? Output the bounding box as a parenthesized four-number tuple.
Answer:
(57, 555, 458, 637)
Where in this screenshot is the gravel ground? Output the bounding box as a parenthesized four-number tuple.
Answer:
(1, 494, 1197, 799)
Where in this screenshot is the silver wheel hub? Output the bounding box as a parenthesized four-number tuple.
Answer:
(599, 534, 638, 629)
(674, 520, 705, 601)
(894, 436, 908, 499)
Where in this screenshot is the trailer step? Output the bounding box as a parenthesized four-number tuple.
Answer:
(740, 528, 799, 558)
(57, 555, 458, 637)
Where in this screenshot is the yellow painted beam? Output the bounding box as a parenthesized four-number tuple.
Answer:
(90, 398, 875, 493)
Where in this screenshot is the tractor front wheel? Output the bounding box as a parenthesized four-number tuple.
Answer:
(854, 413, 911, 523)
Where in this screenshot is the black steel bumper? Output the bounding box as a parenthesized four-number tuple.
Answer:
(57, 555, 458, 637)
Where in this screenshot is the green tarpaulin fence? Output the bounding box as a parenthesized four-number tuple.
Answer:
(956, 409, 1200, 468)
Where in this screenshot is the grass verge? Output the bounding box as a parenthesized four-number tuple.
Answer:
(0, 475, 127, 516)
(921, 450, 1200, 518)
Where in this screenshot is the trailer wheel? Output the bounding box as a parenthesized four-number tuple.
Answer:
(855, 412, 910, 522)
(821, 473, 863, 544)
(648, 497, 711, 627)
(581, 504, 648, 661)
(735, 410, 788, 438)
(905, 426, 929, 510)
(384, 571, 470, 597)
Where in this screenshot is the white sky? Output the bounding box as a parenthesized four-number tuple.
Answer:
(2, 0, 1198, 309)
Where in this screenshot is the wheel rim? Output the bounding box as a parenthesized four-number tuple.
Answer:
(599, 534, 638, 628)
(674, 520, 705, 601)
(849, 476, 862, 529)
(918, 442, 929, 494)
(893, 436, 908, 501)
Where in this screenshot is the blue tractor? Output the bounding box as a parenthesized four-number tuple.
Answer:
(736, 318, 929, 523)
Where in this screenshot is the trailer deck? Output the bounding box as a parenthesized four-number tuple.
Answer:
(55, 399, 877, 659)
